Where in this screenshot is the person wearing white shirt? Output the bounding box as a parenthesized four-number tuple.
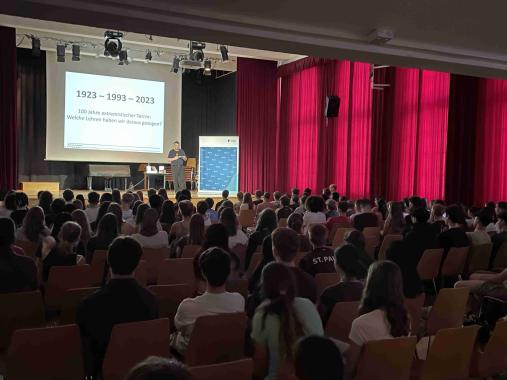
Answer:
(302, 196, 327, 233)
(171, 247, 245, 355)
(346, 261, 410, 378)
(220, 208, 248, 249)
(121, 193, 134, 221)
(467, 210, 492, 246)
(84, 191, 100, 224)
(132, 208, 168, 248)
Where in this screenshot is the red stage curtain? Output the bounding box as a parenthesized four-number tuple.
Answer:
(474, 79, 507, 204)
(236, 58, 278, 192)
(0, 26, 17, 190)
(276, 58, 372, 197)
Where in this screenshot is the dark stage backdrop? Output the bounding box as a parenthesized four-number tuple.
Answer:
(16, 48, 236, 189)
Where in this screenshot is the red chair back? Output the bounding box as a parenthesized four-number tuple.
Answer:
(59, 287, 99, 325)
(157, 258, 195, 285)
(45, 265, 92, 310)
(90, 250, 107, 286)
(189, 359, 253, 380)
(142, 247, 170, 284)
(7, 324, 84, 380)
(324, 301, 360, 342)
(148, 284, 194, 323)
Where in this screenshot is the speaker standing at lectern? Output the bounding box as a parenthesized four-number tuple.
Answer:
(168, 141, 187, 192)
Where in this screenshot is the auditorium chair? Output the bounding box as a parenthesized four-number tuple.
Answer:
(492, 242, 507, 269)
(354, 336, 417, 380)
(332, 228, 354, 248)
(185, 312, 247, 366)
(378, 234, 403, 261)
(157, 258, 195, 286)
(440, 246, 470, 284)
(13, 240, 39, 259)
(246, 252, 263, 279)
(411, 326, 479, 380)
(102, 318, 171, 380)
(403, 294, 425, 337)
(315, 272, 340, 298)
(147, 284, 193, 326)
(59, 287, 99, 325)
(416, 248, 444, 294)
(363, 227, 381, 259)
(226, 278, 249, 300)
(44, 265, 93, 310)
(7, 324, 84, 380)
(189, 359, 253, 380)
(469, 320, 507, 378)
(90, 249, 107, 286)
(464, 243, 492, 277)
(324, 301, 360, 342)
(238, 209, 256, 229)
(142, 247, 170, 284)
(181, 244, 202, 259)
(426, 287, 470, 337)
(0, 291, 45, 351)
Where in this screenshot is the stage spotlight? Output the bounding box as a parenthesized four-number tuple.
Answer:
(118, 50, 129, 65)
(32, 37, 41, 57)
(56, 44, 66, 62)
(72, 44, 80, 61)
(219, 45, 229, 62)
(145, 50, 152, 61)
(171, 56, 180, 73)
(104, 30, 123, 57)
(203, 59, 212, 76)
(190, 41, 205, 62)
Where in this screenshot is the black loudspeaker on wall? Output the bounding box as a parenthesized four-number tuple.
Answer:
(325, 95, 340, 118)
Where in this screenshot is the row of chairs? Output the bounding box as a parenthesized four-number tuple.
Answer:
(6, 313, 249, 380)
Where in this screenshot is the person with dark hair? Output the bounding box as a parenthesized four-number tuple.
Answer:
(302, 196, 326, 233)
(169, 200, 194, 241)
(71, 209, 92, 256)
(194, 200, 210, 227)
(294, 335, 344, 380)
(171, 213, 205, 258)
(204, 197, 219, 223)
(77, 236, 159, 378)
(16, 206, 51, 243)
(72, 198, 84, 211)
(168, 141, 187, 192)
(38, 191, 53, 215)
(256, 192, 275, 215)
(386, 207, 437, 298)
(438, 205, 470, 266)
(251, 262, 323, 380)
(373, 198, 388, 221)
(85, 191, 100, 224)
(3, 192, 17, 218)
(234, 191, 244, 214)
(240, 192, 255, 211)
(350, 199, 378, 231)
(90, 201, 112, 232)
(429, 203, 447, 235)
(253, 190, 264, 206)
(325, 199, 338, 218)
(272, 228, 317, 302)
(215, 189, 230, 211)
(490, 212, 507, 268)
(121, 192, 135, 221)
(157, 188, 169, 201)
(245, 209, 278, 271)
(326, 201, 351, 233)
(133, 208, 169, 248)
(62, 189, 75, 204)
(291, 194, 301, 211)
(147, 188, 157, 198)
(287, 213, 312, 252)
(272, 191, 283, 209)
(467, 209, 492, 246)
(99, 192, 113, 204)
(172, 247, 244, 355)
(383, 201, 405, 235)
(318, 244, 366, 325)
(9, 192, 29, 227)
(303, 188, 312, 196)
(86, 213, 118, 264)
(149, 194, 164, 215)
(125, 356, 190, 380)
(277, 195, 293, 220)
(0, 218, 38, 293)
(159, 200, 176, 233)
(294, 194, 308, 214)
(134, 203, 150, 232)
(299, 224, 335, 277)
(346, 261, 409, 377)
(111, 189, 121, 204)
(76, 194, 86, 210)
(322, 188, 332, 201)
(220, 207, 248, 249)
(41, 221, 85, 281)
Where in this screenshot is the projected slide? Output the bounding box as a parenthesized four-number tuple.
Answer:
(198, 136, 239, 195)
(64, 72, 165, 153)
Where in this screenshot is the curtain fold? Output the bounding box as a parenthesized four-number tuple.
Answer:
(236, 58, 278, 192)
(0, 26, 17, 190)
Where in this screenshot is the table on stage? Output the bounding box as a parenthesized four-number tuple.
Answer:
(143, 167, 196, 190)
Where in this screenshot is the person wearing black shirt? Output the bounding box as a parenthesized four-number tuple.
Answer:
(77, 237, 159, 378)
(276, 195, 293, 220)
(438, 205, 470, 264)
(386, 208, 438, 298)
(490, 212, 507, 268)
(167, 141, 187, 192)
(300, 224, 335, 277)
(215, 190, 230, 211)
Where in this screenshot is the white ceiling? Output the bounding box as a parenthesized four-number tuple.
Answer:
(1, 0, 507, 78)
(0, 14, 304, 71)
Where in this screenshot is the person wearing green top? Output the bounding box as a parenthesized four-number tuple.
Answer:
(251, 262, 323, 380)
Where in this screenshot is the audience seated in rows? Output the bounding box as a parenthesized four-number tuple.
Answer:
(77, 236, 159, 378)
(172, 247, 244, 356)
